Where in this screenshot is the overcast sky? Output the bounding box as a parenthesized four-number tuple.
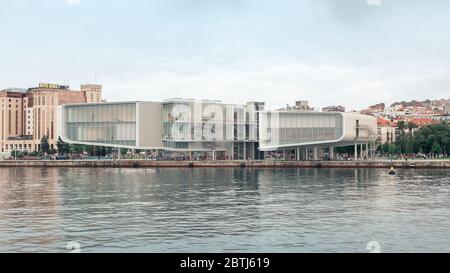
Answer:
(1, 0, 450, 110)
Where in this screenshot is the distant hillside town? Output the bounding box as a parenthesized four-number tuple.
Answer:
(359, 98, 450, 145)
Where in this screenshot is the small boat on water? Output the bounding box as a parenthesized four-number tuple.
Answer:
(389, 166, 396, 175)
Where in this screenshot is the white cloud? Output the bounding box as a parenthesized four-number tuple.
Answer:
(97, 59, 448, 111)
(367, 0, 382, 6)
(66, 0, 81, 6)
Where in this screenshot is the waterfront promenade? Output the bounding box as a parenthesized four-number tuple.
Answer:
(0, 159, 448, 169)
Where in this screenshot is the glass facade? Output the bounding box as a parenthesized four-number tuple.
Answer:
(161, 100, 263, 157)
(162, 102, 192, 142)
(162, 101, 232, 146)
(263, 112, 343, 146)
(63, 103, 136, 146)
(61, 100, 265, 159)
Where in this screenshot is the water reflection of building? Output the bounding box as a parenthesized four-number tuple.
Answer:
(0, 168, 62, 250)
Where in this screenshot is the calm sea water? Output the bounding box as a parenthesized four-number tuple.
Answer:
(0, 167, 449, 253)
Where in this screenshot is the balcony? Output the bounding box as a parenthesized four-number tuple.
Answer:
(7, 135, 33, 141)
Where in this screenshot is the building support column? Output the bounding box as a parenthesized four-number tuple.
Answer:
(330, 147, 334, 161)
(232, 144, 235, 160)
(366, 143, 369, 160)
(369, 142, 373, 159)
(360, 144, 364, 160)
(372, 142, 376, 159)
(297, 148, 300, 161)
(313, 147, 318, 161)
(243, 143, 247, 160)
(354, 144, 358, 161)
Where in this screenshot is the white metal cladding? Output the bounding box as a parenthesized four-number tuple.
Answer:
(259, 111, 377, 151)
(137, 102, 164, 149)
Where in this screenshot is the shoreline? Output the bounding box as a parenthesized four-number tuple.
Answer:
(0, 159, 449, 169)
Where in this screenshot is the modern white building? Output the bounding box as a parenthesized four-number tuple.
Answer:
(60, 99, 377, 161)
(60, 101, 163, 149)
(161, 99, 265, 160)
(60, 99, 266, 160)
(258, 111, 378, 160)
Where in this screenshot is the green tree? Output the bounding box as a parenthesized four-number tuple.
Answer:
(29, 151, 40, 157)
(120, 148, 128, 156)
(414, 122, 449, 154)
(395, 121, 408, 153)
(389, 144, 401, 155)
(40, 135, 50, 154)
(431, 141, 443, 155)
(405, 142, 414, 155)
(378, 143, 392, 155)
(57, 137, 71, 154)
(407, 122, 418, 138)
(94, 146, 111, 157)
(10, 150, 25, 159)
(70, 144, 85, 154)
(397, 121, 407, 138)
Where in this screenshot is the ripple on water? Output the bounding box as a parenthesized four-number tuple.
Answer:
(0, 167, 449, 253)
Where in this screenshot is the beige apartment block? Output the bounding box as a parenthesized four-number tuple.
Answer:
(0, 83, 102, 155)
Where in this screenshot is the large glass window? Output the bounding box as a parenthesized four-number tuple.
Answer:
(64, 103, 137, 146)
(272, 113, 343, 145)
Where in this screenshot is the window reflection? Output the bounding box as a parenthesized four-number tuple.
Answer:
(65, 104, 136, 146)
(271, 113, 343, 145)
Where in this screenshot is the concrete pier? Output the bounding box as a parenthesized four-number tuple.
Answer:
(0, 160, 448, 169)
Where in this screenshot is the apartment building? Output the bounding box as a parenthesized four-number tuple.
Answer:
(0, 83, 102, 155)
(322, 105, 346, 113)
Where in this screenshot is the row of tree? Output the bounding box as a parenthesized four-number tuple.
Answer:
(55, 137, 113, 156)
(11, 137, 115, 159)
(378, 121, 449, 156)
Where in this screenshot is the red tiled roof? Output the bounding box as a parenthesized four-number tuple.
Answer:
(409, 118, 438, 126)
(377, 118, 390, 125)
